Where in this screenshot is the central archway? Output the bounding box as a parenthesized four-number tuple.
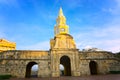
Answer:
(60, 56, 71, 76)
(89, 61, 98, 75)
(25, 62, 38, 78)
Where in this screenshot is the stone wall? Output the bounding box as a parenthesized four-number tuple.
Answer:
(0, 50, 120, 78)
(79, 51, 120, 76)
(0, 50, 51, 78)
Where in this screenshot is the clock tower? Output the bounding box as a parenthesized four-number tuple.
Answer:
(50, 7, 76, 49)
(50, 7, 80, 77)
(54, 7, 69, 35)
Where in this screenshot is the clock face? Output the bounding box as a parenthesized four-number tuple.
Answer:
(61, 28, 65, 32)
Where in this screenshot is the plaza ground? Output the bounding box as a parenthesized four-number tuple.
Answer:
(10, 74, 120, 80)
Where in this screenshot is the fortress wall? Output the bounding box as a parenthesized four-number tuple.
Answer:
(0, 50, 49, 59)
(78, 51, 119, 76)
(79, 51, 115, 59)
(0, 50, 51, 78)
(0, 50, 120, 78)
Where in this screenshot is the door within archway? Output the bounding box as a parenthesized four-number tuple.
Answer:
(89, 61, 98, 75)
(25, 62, 38, 78)
(60, 56, 71, 76)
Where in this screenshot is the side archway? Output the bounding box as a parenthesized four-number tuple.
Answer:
(60, 56, 71, 76)
(89, 61, 98, 75)
(25, 62, 38, 78)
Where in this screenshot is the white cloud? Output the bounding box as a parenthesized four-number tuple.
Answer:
(60, 64, 64, 70)
(84, 45, 93, 49)
(102, 0, 120, 15)
(18, 41, 50, 50)
(115, 0, 120, 7)
(76, 38, 120, 53)
(100, 39, 120, 53)
(32, 65, 38, 71)
(74, 20, 120, 53)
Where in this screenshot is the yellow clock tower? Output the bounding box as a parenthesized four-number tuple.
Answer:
(50, 8, 76, 49)
(54, 7, 69, 35)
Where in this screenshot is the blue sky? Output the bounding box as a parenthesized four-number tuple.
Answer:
(0, 0, 120, 52)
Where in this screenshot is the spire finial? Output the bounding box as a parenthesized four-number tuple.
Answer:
(59, 7, 64, 16)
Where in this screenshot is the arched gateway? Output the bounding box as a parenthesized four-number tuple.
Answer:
(25, 62, 38, 78)
(60, 56, 71, 76)
(89, 61, 98, 75)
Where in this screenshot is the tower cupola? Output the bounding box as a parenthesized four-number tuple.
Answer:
(54, 7, 69, 36)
